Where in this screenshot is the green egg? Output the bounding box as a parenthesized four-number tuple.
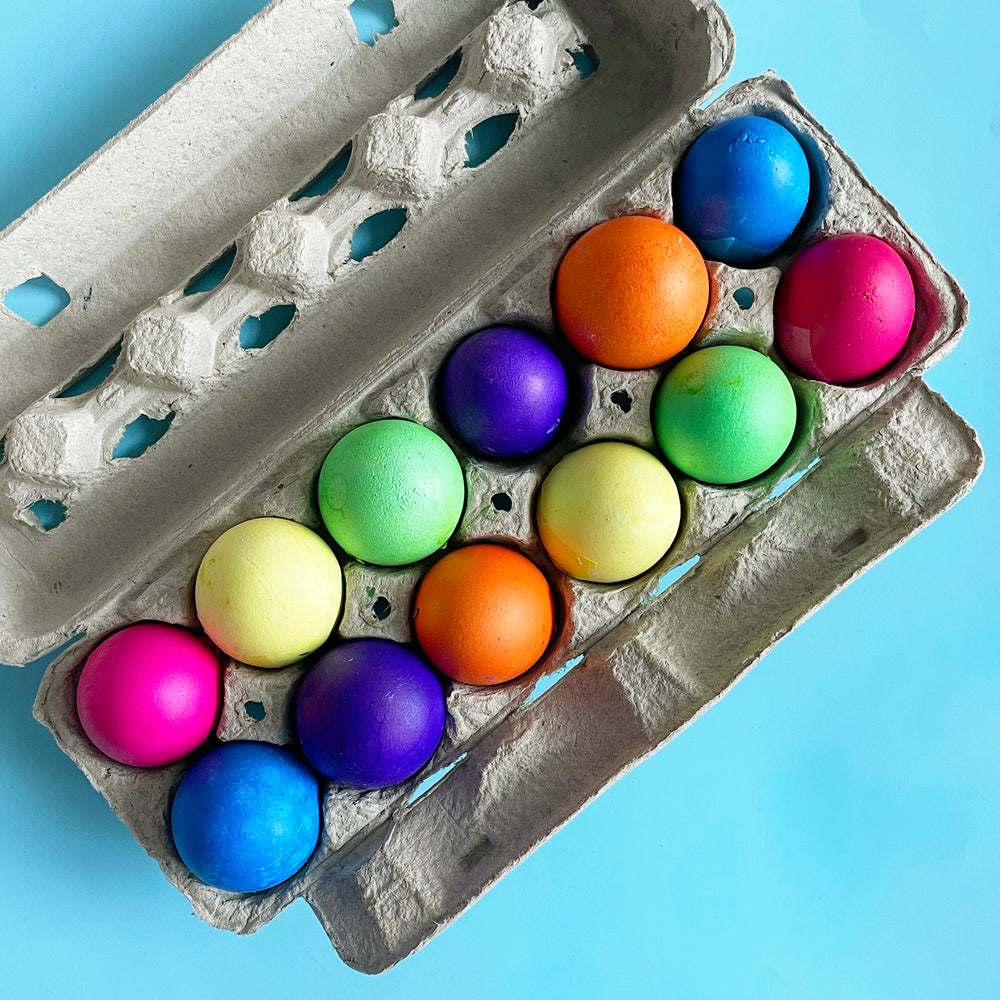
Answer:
(653, 345, 797, 485)
(317, 419, 465, 566)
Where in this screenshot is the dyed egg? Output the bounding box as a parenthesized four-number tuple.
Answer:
(553, 215, 709, 370)
(195, 517, 342, 668)
(413, 544, 554, 686)
(75, 622, 221, 768)
(295, 638, 445, 789)
(675, 115, 811, 265)
(317, 419, 465, 566)
(653, 345, 797, 485)
(441, 325, 569, 459)
(774, 234, 916, 384)
(170, 741, 320, 894)
(537, 441, 681, 583)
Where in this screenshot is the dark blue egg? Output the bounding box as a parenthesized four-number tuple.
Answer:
(675, 115, 811, 266)
(295, 639, 446, 790)
(442, 326, 569, 459)
(170, 741, 320, 893)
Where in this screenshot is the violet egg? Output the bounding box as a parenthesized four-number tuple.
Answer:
(295, 638, 446, 790)
(441, 325, 568, 459)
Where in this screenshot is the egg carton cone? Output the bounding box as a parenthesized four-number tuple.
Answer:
(0, 0, 981, 975)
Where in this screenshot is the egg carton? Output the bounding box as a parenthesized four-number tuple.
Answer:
(0, 0, 981, 976)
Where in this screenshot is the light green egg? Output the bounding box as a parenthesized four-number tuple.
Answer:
(317, 419, 465, 566)
(653, 345, 797, 485)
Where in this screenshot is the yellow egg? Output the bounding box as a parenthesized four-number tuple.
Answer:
(536, 441, 681, 583)
(195, 517, 342, 668)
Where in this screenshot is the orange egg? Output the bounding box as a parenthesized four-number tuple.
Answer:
(553, 215, 709, 370)
(413, 544, 555, 686)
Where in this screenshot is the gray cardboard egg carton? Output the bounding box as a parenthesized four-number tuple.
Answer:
(0, 0, 981, 975)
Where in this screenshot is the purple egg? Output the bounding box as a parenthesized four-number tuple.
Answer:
(295, 638, 445, 790)
(441, 325, 569, 459)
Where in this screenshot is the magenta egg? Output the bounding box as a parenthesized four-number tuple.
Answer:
(774, 233, 916, 384)
(76, 622, 222, 767)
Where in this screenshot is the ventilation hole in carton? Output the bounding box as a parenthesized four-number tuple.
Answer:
(406, 752, 468, 806)
(491, 492, 512, 512)
(414, 49, 462, 100)
(349, 0, 397, 46)
(56, 342, 122, 398)
(763, 455, 821, 503)
(569, 44, 599, 79)
(112, 411, 176, 460)
(526, 0, 544, 8)
(524, 654, 584, 707)
(28, 498, 67, 531)
(372, 596, 391, 620)
(464, 113, 519, 168)
(610, 389, 633, 413)
(733, 287, 755, 310)
(239, 304, 297, 350)
(646, 555, 700, 602)
(834, 527, 869, 558)
(348, 208, 408, 261)
(290, 142, 352, 201)
(183, 245, 237, 296)
(244, 701, 266, 721)
(0, 437, 5, 465)
(3, 275, 70, 326)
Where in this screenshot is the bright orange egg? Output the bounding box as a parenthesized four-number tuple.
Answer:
(413, 544, 555, 686)
(553, 215, 709, 370)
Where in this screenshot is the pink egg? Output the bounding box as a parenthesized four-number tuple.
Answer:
(76, 622, 222, 768)
(774, 233, 916, 384)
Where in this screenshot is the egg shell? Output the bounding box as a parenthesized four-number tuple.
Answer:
(317, 419, 465, 566)
(536, 441, 681, 583)
(170, 741, 321, 894)
(75, 622, 221, 768)
(553, 215, 709, 370)
(295, 638, 445, 789)
(774, 233, 916, 384)
(441, 325, 569, 459)
(675, 114, 811, 265)
(653, 345, 798, 485)
(195, 517, 343, 668)
(413, 544, 555, 686)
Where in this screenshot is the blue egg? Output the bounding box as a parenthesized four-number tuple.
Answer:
(170, 741, 321, 893)
(675, 115, 811, 266)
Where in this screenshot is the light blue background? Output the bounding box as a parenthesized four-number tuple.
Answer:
(1, 1, 997, 997)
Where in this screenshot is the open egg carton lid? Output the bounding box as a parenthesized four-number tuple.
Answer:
(1, 0, 982, 976)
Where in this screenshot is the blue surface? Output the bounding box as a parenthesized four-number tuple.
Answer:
(1, 1, 998, 997)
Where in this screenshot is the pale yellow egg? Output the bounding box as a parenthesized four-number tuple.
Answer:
(537, 441, 681, 583)
(195, 517, 342, 668)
